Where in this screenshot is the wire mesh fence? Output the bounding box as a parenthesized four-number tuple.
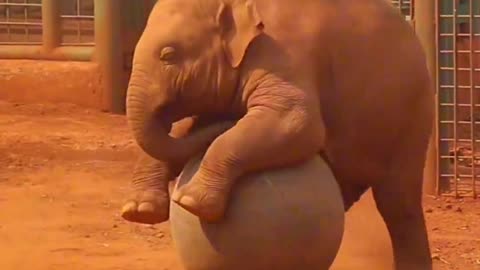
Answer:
(437, 0, 480, 198)
(60, 0, 94, 45)
(0, 0, 154, 112)
(391, 0, 414, 21)
(0, 0, 94, 46)
(0, 0, 42, 45)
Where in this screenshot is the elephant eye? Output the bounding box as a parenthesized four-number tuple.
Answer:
(159, 46, 177, 63)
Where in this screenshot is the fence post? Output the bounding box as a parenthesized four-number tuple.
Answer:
(415, 0, 438, 195)
(94, 0, 124, 113)
(41, 0, 61, 51)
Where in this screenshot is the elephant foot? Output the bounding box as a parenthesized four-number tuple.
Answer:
(172, 183, 227, 223)
(121, 190, 170, 224)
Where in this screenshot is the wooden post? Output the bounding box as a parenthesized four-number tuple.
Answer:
(415, 0, 438, 195)
(94, 0, 124, 113)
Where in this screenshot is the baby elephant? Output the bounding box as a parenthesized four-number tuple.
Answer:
(121, 0, 434, 269)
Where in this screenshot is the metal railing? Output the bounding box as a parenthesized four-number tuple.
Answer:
(0, 0, 122, 113)
(60, 0, 94, 46)
(0, 0, 43, 45)
(437, 0, 480, 198)
(391, 0, 415, 22)
(0, 0, 156, 113)
(0, 0, 100, 60)
(0, 0, 94, 46)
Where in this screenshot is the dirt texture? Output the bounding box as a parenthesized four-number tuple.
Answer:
(0, 100, 479, 270)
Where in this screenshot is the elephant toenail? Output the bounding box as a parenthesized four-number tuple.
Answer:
(138, 202, 156, 212)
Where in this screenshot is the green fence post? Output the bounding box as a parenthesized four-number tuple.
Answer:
(415, 0, 438, 195)
(94, 0, 123, 113)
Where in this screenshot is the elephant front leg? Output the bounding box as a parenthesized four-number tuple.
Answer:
(121, 152, 175, 224)
(121, 116, 229, 224)
(172, 105, 325, 222)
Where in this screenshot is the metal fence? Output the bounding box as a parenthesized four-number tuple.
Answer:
(391, 0, 415, 21)
(437, 0, 480, 198)
(0, 0, 95, 53)
(0, 0, 42, 45)
(0, 0, 95, 45)
(390, 0, 479, 198)
(60, 0, 94, 46)
(0, 0, 155, 113)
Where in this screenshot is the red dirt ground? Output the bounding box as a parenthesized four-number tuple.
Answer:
(0, 100, 479, 270)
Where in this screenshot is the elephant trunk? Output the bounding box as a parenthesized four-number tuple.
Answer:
(126, 66, 232, 164)
(126, 74, 188, 162)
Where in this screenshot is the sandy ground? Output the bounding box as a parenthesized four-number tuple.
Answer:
(0, 100, 479, 270)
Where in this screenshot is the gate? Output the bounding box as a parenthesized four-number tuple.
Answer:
(390, 0, 479, 198)
(437, 0, 480, 198)
(0, 0, 155, 113)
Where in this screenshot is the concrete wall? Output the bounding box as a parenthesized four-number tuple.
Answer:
(0, 60, 103, 109)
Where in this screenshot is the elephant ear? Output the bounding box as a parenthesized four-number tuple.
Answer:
(216, 0, 263, 68)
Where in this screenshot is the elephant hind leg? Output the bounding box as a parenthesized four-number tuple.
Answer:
(372, 162, 432, 270)
(372, 138, 432, 270)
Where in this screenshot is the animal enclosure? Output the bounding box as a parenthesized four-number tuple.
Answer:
(0, 0, 156, 112)
(0, 0, 479, 199)
(389, 0, 480, 199)
(0, 2, 479, 269)
(436, 0, 480, 198)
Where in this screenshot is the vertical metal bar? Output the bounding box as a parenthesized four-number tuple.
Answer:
(475, 0, 480, 198)
(435, 0, 441, 196)
(94, 0, 124, 113)
(453, 0, 459, 198)
(6, 0, 10, 41)
(23, 0, 28, 42)
(76, 0, 81, 43)
(42, 0, 61, 51)
(469, 0, 477, 198)
(410, 0, 415, 20)
(415, 0, 437, 195)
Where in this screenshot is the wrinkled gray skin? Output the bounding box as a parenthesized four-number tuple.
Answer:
(121, 0, 434, 269)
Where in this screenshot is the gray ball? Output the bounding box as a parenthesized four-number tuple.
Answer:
(170, 153, 345, 270)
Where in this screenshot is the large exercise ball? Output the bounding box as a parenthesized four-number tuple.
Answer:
(170, 153, 345, 270)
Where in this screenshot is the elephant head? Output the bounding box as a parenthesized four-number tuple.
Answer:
(127, 0, 264, 162)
